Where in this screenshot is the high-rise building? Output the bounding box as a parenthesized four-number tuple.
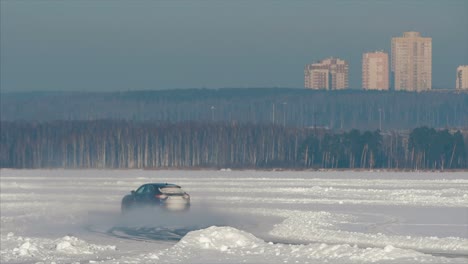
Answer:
(362, 51, 389, 90)
(456, 65, 468, 90)
(305, 57, 348, 90)
(391, 32, 432, 92)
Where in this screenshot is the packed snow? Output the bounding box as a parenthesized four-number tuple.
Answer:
(1, 169, 467, 263)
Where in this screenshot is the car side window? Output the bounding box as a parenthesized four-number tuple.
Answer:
(145, 185, 155, 194)
(136, 185, 146, 194)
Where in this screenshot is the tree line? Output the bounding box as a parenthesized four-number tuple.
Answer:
(2, 89, 467, 130)
(1, 121, 466, 170)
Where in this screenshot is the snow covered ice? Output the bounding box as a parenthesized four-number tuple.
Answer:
(1, 169, 467, 263)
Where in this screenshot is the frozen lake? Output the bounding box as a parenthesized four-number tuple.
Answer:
(1, 169, 467, 263)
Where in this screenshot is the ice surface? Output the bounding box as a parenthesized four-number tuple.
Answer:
(1, 169, 467, 263)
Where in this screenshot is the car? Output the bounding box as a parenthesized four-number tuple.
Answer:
(121, 183, 190, 213)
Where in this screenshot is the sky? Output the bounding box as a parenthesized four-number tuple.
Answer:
(1, 0, 467, 92)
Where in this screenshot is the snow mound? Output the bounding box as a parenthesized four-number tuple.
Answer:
(13, 239, 39, 256)
(149, 226, 463, 263)
(176, 226, 262, 251)
(54, 236, 116, 254)
(2, 233, 116, 263)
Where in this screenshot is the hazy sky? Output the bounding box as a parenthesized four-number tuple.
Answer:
(1, 0, 467, 92)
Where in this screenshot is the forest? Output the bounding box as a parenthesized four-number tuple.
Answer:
(2, 89, 467, 130)
(1, 121, 466, 170)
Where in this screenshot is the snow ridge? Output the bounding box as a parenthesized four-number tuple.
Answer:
(148, 226, 465, 264)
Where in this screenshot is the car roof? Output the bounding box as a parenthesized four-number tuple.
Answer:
(147, 183, 181, 188)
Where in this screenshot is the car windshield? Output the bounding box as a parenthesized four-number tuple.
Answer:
(159, 187, 185, 194)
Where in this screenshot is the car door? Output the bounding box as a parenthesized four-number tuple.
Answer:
(143, 185, 156, 205)
(134, 185, 149, 205)
(134, 184, 156, 205)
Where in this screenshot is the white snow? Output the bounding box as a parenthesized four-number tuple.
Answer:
(1, 169, 467, 263)
(2, 232, 116, 263)
(148, 226, 465, 263)
(267, 209, 468, 255)
(177, 226, 263, 250)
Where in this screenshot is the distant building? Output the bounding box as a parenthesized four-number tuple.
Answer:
(456, 65, 468, 90)
(305, 57, 348, 90)
(362, 51, 389, 90)
(391, 32, 432, 92)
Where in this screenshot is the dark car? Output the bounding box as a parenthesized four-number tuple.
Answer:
(121, 183, 190, 213)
